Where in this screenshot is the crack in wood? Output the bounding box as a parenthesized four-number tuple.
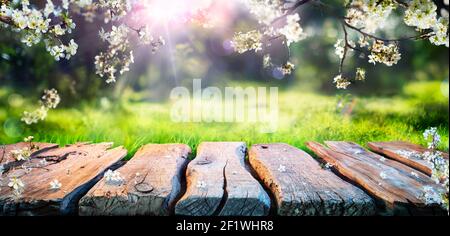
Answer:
(213, 160, 228, 216)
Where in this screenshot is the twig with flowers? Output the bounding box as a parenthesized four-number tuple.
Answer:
(233, 0, 448, 89)
(420, 127, 449, 212)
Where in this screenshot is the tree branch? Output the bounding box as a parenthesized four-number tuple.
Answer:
(0, 15, 13, 25)
(339, 22, 349, 74)
(344, 22, 435, 42)
(271, 0, 315, 24)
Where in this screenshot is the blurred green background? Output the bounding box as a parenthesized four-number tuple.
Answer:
(0, 3, 449, 156)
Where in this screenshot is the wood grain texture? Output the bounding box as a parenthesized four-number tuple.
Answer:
(368, 141, 449, 176)
(79, 144, 191, 216)
(0, 143, 126, 216)
(175, 142, 271, 216)
(307, 141, 446, 215)
(249, 143, 375, 216)
(0, 142, 58, 168)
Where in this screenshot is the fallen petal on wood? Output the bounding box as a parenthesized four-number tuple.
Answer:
(368, 141, 449, 176)
(307, 141, 447, 215)
(0, 142, 126, 216)
(249, 143, 376, 216)
(79, 144, 191, 216)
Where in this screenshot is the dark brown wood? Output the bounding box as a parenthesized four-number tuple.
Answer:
(175, 142, 271, 216)
(249, 143, 376, 216)
(79, 144, 191, 216)
(0, 143, 126, 216)
(368, 141, 449, 176)
(307, 141, 446, 215)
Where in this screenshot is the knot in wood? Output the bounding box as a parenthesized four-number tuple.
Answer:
(195, 159, 212, 165)
(134, 182, 154, 193)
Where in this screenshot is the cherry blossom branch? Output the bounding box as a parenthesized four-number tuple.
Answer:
(344, 22, 435, 42)
(271, 0, 315, 24)
(284, 0, 314, 13)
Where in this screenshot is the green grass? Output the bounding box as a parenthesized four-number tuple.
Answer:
(1, 81, 448, 159)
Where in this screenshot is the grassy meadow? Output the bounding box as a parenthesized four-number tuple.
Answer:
(0, 81, 448, 159)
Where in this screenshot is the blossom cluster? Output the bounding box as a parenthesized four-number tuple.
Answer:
(333, 75, 352, 90)
(0, 136, 65, 198)
(345, 0, 396, 34)
(423, 127, 441, 150)
(95, 24, 165, 83)
(368, 40, 402, 67)
(404, 0, 449, 47)
(332, 0, 448, 89)
(97, 0, 131, 23)
(8, 177, 25, 197)
(22, 88, 61, 125)
(138, 26, 166, 52)
(11, 147, 32, 161)
(1, 0, 448, 91)
(232, 1, 307, 76)
(232, 30, 263, 54)
(332, 67, 366, 90)
(421, 128, 449, 211)
(1, 0, 148, 85)
(1, 0, 78, 61)
(104, 169, 124, 185)
(278, 13, 306, 46)
(95, 25, 134, 83)
(244, 0, 284, 26)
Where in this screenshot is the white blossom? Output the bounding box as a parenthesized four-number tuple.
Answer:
(278, 13, 306, 46)
(8, 177, 25, 191)
(395, 150, 422, 159)
(333, 75, 351, 89)
(22, 106, 48, 125)
(324, 163, 334, 170)
(334, 39, 345, 59)
(368, 41, 401, 66)
(419, 127, 449, 211)
(355, 68, 366, 81)
(346, 0, 396, 34)
(379, 171, 388, 180)
(11, 147, 31, 161)
(104, 169, 124, 185)
(65, 39, 78, 59)
(196, 180, 207, 189)
(41, 88, 61, 109)
(423, 127, 441, 150)
(40, 158, 48, 166)
(278, 164, 286, 173)
(280, 62, 295, 75)
(49, 179, 62, 190)
(232, 30, 263, 54)
(422, 186, 443, 205)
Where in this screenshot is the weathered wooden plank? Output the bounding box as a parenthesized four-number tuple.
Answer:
(79, 144, 191, 216)
(249, 143, 376, 216)
(307, 141, 446, 215)
(0, 142, 126, 216)
(0, 142, 58, 168)
(368, 141, 449, 176)
(175, 142, 271, 216)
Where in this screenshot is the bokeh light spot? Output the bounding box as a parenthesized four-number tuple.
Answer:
(441, 79, 449, 98)
(3, 118, 24, 138)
